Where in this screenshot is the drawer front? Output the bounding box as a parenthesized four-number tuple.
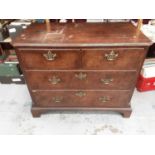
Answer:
(17, 49, 81, 70)
(32, 90, 132, 107)
(26, 71, 137, 90)
(82, 48, 146, 70)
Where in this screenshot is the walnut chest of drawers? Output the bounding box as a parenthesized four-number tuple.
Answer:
(12, 22, 151, 117)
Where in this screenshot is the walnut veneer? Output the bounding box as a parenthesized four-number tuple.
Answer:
(12, 22, 151, 117)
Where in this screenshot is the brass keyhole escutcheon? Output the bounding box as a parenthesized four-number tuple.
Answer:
(75, 91, 86, 97)
(43, 50, 57, 61)
(52, 96, 63, 103)
(99, 96, 110, 103)
(75, 72, 87, 80)
(49, 76, 61, 85)
(105, 50, 118, 61)
(101, 78, 113, 85)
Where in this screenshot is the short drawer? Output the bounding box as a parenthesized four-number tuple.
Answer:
(17, 49, 81, 70)
(32, 90, 132, 107)
(82, 48, 146, 70)
(26, 71, 137, 90)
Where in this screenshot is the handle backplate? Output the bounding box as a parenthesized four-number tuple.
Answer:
(99, 96, 110, 103)
(43, 50, 57, 61)
(75, 72, 87, 80)
(105, 51, 118, 61)
(75, 91, 86, 97)
(101, 78, 113, 85)
(52, 96, 63, 103)
(49, 76, 61, 85)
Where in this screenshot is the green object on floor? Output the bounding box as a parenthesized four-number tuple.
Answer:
(0, 63, 20, 76)
(0, 55, 6, 60)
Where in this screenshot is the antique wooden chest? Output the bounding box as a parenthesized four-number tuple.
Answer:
(12, 22, 151, 117)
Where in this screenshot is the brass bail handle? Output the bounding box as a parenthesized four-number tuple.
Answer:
(105, 50, 118, 61)
(52, 96, 63, 103)
(99, 96, 110, 103)
(75, 91, 86, 97)
(43, 50, 57, 61)
(101, 78, 113, 85)
(75, 72, 87, 80)
(49, 76, 61, 85)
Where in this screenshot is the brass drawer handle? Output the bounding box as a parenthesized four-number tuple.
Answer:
(101, 78, 113, 85)
(49, 76, 61, 85)
(43, 50, 57, 61)
(105, 51, 118, 61)
(52, 96, 63, 103)
(75, 91, 86, 97)
(75, 72, 87, 80)
(99, 96, 110, 103)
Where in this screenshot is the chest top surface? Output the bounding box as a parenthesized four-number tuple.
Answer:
(12, 22, 151, 47)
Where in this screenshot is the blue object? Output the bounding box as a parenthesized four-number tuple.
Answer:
(35, 19, 45, 23)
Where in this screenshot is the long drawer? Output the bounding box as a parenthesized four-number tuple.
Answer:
(17, 48, 146, 70)
(26, 71, 137, 90)
(32, 90, 132, 107)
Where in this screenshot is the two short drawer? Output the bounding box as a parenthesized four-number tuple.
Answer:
(17, 48, 146, 70)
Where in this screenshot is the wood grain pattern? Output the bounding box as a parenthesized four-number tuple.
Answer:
(32, 90, 132, 108)
(17, 48, 146, 70)
(26, 71, 137, 90)
(12, 22, 151, 118)
(12, 22, 151, 47)
(17, 49, 81, 70)
(31, 106, 132, 118)
(83, 48, 146, 70)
